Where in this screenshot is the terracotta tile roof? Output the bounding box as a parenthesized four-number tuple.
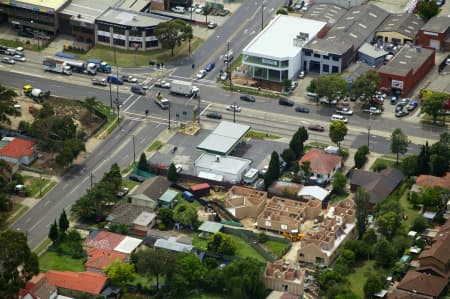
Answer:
(396, 270, 447, 297)
(83, 230, 125, 251)
(415, 172, 450, 189)
(298, 149, 342, 175)
(419, 230, 450, 267)
(45, 270, 108, 295)
(19, 273, 56, 299)
(85, 248, 128, 271)
(0, 137, 35, 159)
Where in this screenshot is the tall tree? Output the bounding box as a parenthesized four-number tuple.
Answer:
(264, 151, 280, 188)
(421, 92, 446, 124)
(154, 19, 190, 56)
(105, 260, 136, 291)
(307, 74, 348, 101)
(58, 209, 69, 233)
(376, 211, 400, 239)
(329, 121, 348, 148)
(207, 232, 236, 255)
(355, 188, 370, 239)
(364, 274, 383, 298)
(418, 0, 439, 20)
(167, 162, 178, 182)
(289, 127, 309, 158)
(373, 238, 396, 268)
(391, 128, 409, 165)
(173, 202, 197, 227)
(202, 5, 213, 24)
(157, 206, 174, 227)
(0, 231, 39, 298)
(300, 160, 311, 179)
(416, 142, 430, 175)
(138, 152, 147, 170)
(48, 220, 59, 243)
(332, 172, 347, 194)
(429, 140, 450, 176)
(352, 70, 381, 99)
(135, 249, 176, 290)
(221, 258, 266, 299)
(0, 84, 19, 127)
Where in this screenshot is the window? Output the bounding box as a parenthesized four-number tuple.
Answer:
(323, 55, 329, 60)
(97, 24, 109, 31)
(304, 49, 312, 56)
(299, 253, 304, 257)
(113, 27, 125, 35)
(113, 38, 125, 46)
(146, 40, 158, 48)
(314, 53, 320, 58)
(322, 64, 329, 72)
(97, 36, 110, 43)
(332, 55, 340, 61)
(265, 220, 272, 227)
(281, 224, 288, 230)
(315, 257, 324, 264)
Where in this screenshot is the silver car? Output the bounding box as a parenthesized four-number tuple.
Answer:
(13, 54, 26, 62)
(1, 57, 15, 64)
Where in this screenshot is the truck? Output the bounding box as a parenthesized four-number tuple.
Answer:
(23, 85, 50, 103)
(42, 57, 72, 75)
(107, 75, 123, 85)
(65, 60, 96, 75)
(86, 58, 111, 73)
(170, 80, 200, 98)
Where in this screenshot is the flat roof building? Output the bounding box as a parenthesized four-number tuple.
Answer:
(242, 14, 327, 82)
(194, 153, 251, 183)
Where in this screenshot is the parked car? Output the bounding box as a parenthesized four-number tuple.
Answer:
(436, 0, 445, 6)
(298, 71, 305, 79)
(220, 72, 228, 81)
(226, 104, 241, 112)
(18, 31, 34, 38)
(219, 9, 230, 16)
(240, 95, 256, 102)
(399, 98, 410, 105)
(295, 105, 309, 113)
(395, 110, 409, 118)
(116, 187, 129, 197)
(395, 103, 406, 112)
(196, 70, 207, 79)
(1, 57, 15, 64)
(175, 164, 183, 173)
(206, 111, 222, 119)
(391, 96, 398, 105)
(13, 54, 26, 62)
(129, 173, 145, 182)
(155, 80, 171, 88)
(290, 81, 298, 90)
(258, 165, 269, 178)
(204, 62, 215, 72)
(335, 107, 353, 115)
(308, 124, 325, 132)
(279, 97, 294, 106)
(406, 101, 418, 111)
(207, 21, 218, 29)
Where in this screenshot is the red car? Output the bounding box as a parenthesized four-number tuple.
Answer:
(308, 124, 325, 132)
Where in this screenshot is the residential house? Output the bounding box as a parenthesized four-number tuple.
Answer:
(107, 201, 155, 232)
(297, 198, 356, 267)
(392, 270, 447, 299)
(412, 172, 450, 191)
(84, 248, 128, 273)
(417, 223, 450, 278)
(224, 186, 267, 219)
(130, 175, 171, 208)
(83, 230, 142, 254)
(158, 189, 179, 208)
(263, 260, 305, 296)
(298, 149, 343, 183)
(348, 168, 404, 206)
(375, 13, 424, 45)
(132, 211, 156, 236)
(0, 137, 38, 165)
(298, 186, 331, 202)
(19, 273, 57, 299)
(45, 271, 108, 297)
(417, 16, 450, 51)
(256, 196, 322, 234)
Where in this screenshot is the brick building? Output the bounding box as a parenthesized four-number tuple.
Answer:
(417, 16, 450, 51)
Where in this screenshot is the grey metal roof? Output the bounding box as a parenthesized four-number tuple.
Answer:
(378, 45, 434, 77)
(376, 13, 424, 40)
(195, 153, 251, 176)
(133, 211, 156, 227)
(421, 16, 450, 34)
(97, 7, 170, 27)
(304, 4, 389, 55)
(358, 42, 388, 58)
(198, 221, 224, 234)
(116, 0, 150, 11)
(302, 4, 347, 26)
(60, 0, 120, 23)
(196, 121, 250, 155)
(154, 237, 193, 253)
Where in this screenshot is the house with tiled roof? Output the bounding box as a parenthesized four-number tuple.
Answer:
(348, 168, 404, 205)
(298, 149, 342, 183)
(414, 172, 450, 190)
(0, 137, 37, 165)
(44, 271, 108, 296)
(83, 231, 125, 251)
(418, 224, 450, 278)
(85, 248, 128, 273)
(393, 270, 447, 298)
(19, 273, 57, 299)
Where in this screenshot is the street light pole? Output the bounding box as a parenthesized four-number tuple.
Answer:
(90, 172, 93, 188)
(39, 173, 42, 197)
(227, 41, 232, 93)
(109, 81, 113, 108)
(367, 112, 372, 150)
(233, 102, 236, 123)
(168, 102, 171, 130)
(261, 2, 265, 31)
(132, 135, 136, 163)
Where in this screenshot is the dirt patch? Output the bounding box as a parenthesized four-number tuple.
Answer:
(8, 97, 41, 131)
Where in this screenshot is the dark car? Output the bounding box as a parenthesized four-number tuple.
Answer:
(395, 104, 406, 112)
(395, 110, 409, 118)
(308, 124, 325, 132)
(219, 9, 230, 16)
(18, 31, 34, 38)
(240, 95, 256, 102)
(204, 62, 215, 72)
(279, 97, 294, 106)
(206, 111, 222, 119)
(295, 105, 310, 113)
(406, 101, 418, 111)
(129, 174, 145, 182)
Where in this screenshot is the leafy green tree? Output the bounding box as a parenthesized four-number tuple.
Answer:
(300, 160, 311, 179)
(318, 269, 345, 291)
(418, 0, 439, 20)
(281, 148, 296, 165)
(257, 232, 268, 243)
(329, 121, 348, 148)
(332, 172, 347, 194)
(207, 232, 236, 255)
(421, 92, 446, 124)
(376, 211, 400, 239)
(374, 238, 396, 268)
(429, 139, 450, 176)
(289, 126, 308, 158)
(57, 229, 84, 258)
(364, 274, 383, 298)
(102, 163, 122, 192)
(173, 202, 197, 227)
(352, 70, 381, 99)
(307, 74, 348, 101)
(421, 186, 446, 210)
(391, 128, 409, 165)
(37, 102, 55, 119)
(355, 188, 370, 239)
(276, 8, 288, 15)
(264, 151, 280, 188)
(202, 5, 213, 24)
(0, 231, 39, 298)
(49, 220, 59, 244)
(135, 248, 176, 290)
(342, 240, 369, 261)
(391, 234, 410, 257)
(362, 229, 377, 247)
(401, 154, 418, 177)
(167, 162, 178, 182)
(221, 258, 266, 299)
(155, 19, 191, 56)
(84, 96, 97, 120)
(354, 145, 369, 168)
(105, 260, 136, 291)
(157, 206, 174, 227)
(138, 153, 147, 171)
(0, 85, 19, 126)
(58, 209, 69, 234)
(374, 198, 401, 217)
(416, 142, 430, 175)
(177, 253, 207, 289)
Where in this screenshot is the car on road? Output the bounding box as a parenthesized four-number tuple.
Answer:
(308, 124, 325, 132)
(207, 21, 218, 29)
(204, 62, 215, 72)
(240, 94, 256, 102)
(196, 70, 207, 79)
(330, 114, 348, 123)
(206, 111, 222, 119)
(295, 105, 309, 113)
(279, 97, 294, 106)
(131, 84, 146, 95)
(406, 100, 418, 111)
(122, 75, 138, 83)
(92, 78, 107, 86)
(13, 54, 26, 62)
(220, 71, 228, 81)
(395, 110, 409, 118)
(226, 104, 241, 112)
(364, 107, 382, 114)
(1, 57, 15, 64)
(129, 173, 145, 183)
(154, 80, 171, 88)
(335, 107, 353, 115)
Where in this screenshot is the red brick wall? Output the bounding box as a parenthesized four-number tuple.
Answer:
(417, 30, 445, 50)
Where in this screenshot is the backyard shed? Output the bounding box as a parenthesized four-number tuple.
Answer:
(198, 221, 224, 238)
(158, 189, 179, 208)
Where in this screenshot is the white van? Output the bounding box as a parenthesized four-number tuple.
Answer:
(243, 168, 259, 184)
(330, 114, 348, 123)
(306, 92, 318, 101)
(171, 6, 185, 14)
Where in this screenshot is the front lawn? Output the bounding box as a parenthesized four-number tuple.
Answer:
(399, 188, 420, 228)
(39, 251, 86, 272)
(263, 240, 290, 258)
(347, 260, 376, 298)
(23, 176, 50, 198)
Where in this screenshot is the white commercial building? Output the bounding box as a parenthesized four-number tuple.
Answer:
(194, 153, 251, 183)
(242, 14, 327, 82)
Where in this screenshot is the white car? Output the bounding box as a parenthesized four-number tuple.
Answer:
(226, 104, 241, 112)
(196, 69, 207, 79)
(155, 80, 171, 88)
(336, 107, 353, 115)
(220, 72, 228, 81)
(13, 54, 26, 62)
(175, 164, 183, 173)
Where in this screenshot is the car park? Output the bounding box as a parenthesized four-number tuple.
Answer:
(240, 95, 255, 102)
(330, 114, 348, 123)
(226, 104, 241, 112)
(206, 111, 222, 119)
(295, 105, 309, 113)
(204, 62, 215, 72)
(196, 70, 207, 79)
(279, 97, 294, 106)
(308, 124, 325, 132)
(1, 57, 15, 64)
(129, 174, 145, 182)
(13, 54, 26, 62)
(336, 107, 353, 115)
(207, 21, 218, 29)
(155, 80, 171, 88)
(395, 110, 409, 118)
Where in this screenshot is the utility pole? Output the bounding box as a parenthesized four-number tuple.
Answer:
(114, 46, 120, 125)
(132, 135, 136, 163)
(39, 173, 43, 197)
(168, 102, 171, 129)
(227, 41, 232, 93)
(197, 95, 201, 124)
(90, 172, 93, 188)
(367, 112, 372, 150)
(109, 81, 112, 108)
(189, 9, 193, 54)
(261, 2, 265, 31)
(233, 102, 236, 123)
